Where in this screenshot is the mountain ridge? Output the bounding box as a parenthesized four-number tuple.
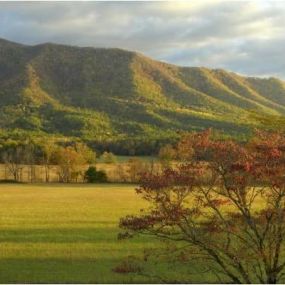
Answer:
(0, 37, 284, 149)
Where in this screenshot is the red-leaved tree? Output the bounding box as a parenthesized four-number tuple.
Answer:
(119, 130, 285, 283)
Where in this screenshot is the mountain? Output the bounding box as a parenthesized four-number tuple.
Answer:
(0, 38, 285, 152)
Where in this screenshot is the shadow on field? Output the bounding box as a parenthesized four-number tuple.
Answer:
(0, 256, 217, 284)
(0, 257, 150, 283)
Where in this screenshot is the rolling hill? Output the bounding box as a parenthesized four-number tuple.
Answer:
(0, 38, 285, 153)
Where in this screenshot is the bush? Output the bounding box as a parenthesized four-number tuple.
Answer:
(100, 151, 117, 164)
(84, 166, 107, 183)
(112, 256, 142, 274)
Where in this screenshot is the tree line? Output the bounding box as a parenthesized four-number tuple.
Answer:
(0, 138, 162, 183)
(0, 140, 110, 183)
(0, 139, 102, 183)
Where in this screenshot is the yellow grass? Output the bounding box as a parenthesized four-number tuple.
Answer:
(0, 183, 202, 283)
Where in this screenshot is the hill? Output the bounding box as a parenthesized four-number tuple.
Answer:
(0, 38, 285, 154)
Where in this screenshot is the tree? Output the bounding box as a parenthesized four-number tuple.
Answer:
(1, 143, 27, 181)
(38, 138, 57, 182)
(100, 151, 117, 164)
(119, 130, 285, 284)
(74, 142, 96, 164)
(25, 139, 37, 183)
(127, 158, 147, 183)
(158, 144, 176, 160)
(84, 166, 107, 183)
(115, 164, 128, 183)
(158, 144, 176, 165)
(53, 146, 86, 183)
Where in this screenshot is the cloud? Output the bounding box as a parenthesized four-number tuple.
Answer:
(0, 1, 284, 79)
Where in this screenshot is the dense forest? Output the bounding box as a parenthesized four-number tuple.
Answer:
(1, 38, 285, 155)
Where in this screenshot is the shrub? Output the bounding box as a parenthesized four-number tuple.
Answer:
(100, 151, 117, 164)
(112, 256, 142, 274)
(84, 166, 107, 183)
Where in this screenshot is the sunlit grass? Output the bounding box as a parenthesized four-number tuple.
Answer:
(6, 183, 269, 283)
(0, 183, 212, 283)
(0, 184, 272, 283)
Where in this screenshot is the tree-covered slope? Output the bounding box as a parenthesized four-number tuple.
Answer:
(0, 38, 285, 146)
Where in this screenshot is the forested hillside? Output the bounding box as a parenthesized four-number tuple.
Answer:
(1, 38, 285, 154)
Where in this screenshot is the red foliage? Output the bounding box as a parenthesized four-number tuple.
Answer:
(119, 129, 285, 284)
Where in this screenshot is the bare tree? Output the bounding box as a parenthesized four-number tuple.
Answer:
(25, 141, 37, 183)
(39, 139, 56, 182)
(2, 144, 27, 181)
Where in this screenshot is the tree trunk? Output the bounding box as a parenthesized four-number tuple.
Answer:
(45, 165, 50, 182)
(267, 273, 277, 284)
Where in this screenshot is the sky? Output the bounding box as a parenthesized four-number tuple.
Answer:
(0, 1, 285, 79)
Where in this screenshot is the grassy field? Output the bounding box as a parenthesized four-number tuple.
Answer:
(0, 184, 213, 283)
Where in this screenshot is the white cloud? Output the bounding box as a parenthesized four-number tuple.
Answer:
(0, 1, 284, 78)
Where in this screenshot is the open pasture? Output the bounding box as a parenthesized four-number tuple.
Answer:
(0, 184, 210, 283)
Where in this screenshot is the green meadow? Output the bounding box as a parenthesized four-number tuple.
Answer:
(0, 184, 213, 284)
